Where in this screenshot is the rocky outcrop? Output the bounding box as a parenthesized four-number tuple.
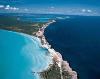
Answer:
(39, 57, 77, 79)
(36, 20, 78, 79)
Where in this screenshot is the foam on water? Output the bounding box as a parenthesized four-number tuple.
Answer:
(44, 16, 100, 79)
(0, 30, 52, 79)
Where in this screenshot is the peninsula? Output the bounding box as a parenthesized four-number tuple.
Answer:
(0, 15, 77, 79)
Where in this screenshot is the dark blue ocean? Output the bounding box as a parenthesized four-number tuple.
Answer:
(44, 16, 100, 79)
(0, 13, 65, 79)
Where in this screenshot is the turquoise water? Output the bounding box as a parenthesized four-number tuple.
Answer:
(0, 30, 52, 79)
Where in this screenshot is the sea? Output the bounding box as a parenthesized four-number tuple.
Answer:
(0, 13, 67, 22)
(0, 30, 52, 79)
(44, 15, 100, 79)
(0, 13, 100, 79)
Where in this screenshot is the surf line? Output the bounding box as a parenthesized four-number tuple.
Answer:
(35, 20, 78, 79)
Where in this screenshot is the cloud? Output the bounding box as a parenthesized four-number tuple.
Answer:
(11, 7, 19, 10)
(24, 8, 28, 11)
(51, 6, 55, 9)
(0, 5, 4, 8)
(5, 5, 19, 10)
(81, 9, 92, 13)
(82, 9, 86, 12)
(5, 5, 10, 10)
(87, 9, 92, 13)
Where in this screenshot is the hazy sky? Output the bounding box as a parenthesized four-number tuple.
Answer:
(0, 0, 100, 15)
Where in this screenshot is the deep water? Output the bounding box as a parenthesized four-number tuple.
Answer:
(0, 30, 52, 79)
(44, 16, 100, 79)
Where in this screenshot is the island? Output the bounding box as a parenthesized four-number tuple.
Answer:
(0, 15, 77, 79)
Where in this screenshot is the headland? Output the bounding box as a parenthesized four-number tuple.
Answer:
(36, 20, 77, 79)
(0, 15, 77, 79)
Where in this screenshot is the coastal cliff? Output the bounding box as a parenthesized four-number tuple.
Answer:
(36, 20, 77, 79)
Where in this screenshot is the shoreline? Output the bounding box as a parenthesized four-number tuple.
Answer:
(36, 20, 78, 79)
(0, 15, 78, 79)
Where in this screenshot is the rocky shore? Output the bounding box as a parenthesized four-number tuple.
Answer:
(0, 15, 78, 79)
(36, 20, 78, 79)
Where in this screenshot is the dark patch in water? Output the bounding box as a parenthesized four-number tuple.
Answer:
(44, 16, 100, 79)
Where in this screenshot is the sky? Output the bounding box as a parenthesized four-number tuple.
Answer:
(0, 0, 100, 15)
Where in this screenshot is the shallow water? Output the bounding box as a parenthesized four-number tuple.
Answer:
(0, 30, 52, 79)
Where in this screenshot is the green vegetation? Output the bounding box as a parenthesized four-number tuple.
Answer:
(0, 15, 77, 79)
(40, 60, 75, 79)
(40, 61, 61, 79)
(0, 15, 46, 35)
